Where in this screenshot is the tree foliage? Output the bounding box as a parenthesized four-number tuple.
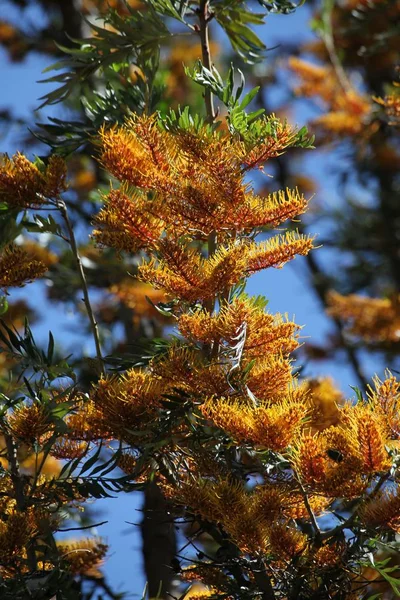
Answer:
(0, 0, 400, 599)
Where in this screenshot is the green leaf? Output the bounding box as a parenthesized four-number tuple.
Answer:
(47, 331, 55, 364)
(238, 86, 260, 110)
(79, 442, 103, 476)
(0, 297, 8, 316)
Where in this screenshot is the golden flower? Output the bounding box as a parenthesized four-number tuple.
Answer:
(0, 153, 67, 208)
(305, 377, 345, 433)
(361, 487, 400, 533)
(57, 538, 108, 576)
(268, 522, 307, 560)
(311, 540, 346, 567)
(368, 374, 400, 438)
(246, 231, 315, 274)
(0, 508, 38, 569)
(8, 403, 53, 445)
(327, 291, 400, 343)
(201, 391, 307, 452)
(93, 188, 163, 253)
(0, 245, 48, 289)
(50, 438, 89, 460)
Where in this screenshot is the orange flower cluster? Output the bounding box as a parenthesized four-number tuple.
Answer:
(375, 91, 400, 125)
(94, 113, 311, 245)
(361, 488, 400, 533)
(288, 57, 371, 136)
(0, 506, 39, 574)
(109, 280, 167, 321)
(164, 475, 310, 556)
(82, 369, 166, 441)
(0, 245, 48, 289)
(201, 391, 307, 451)
(179, 296, 299, 354)
(368, 374, 400, 439)
(305, 377, 344, 433)
(8, 402, 53, 446)
(327, 291, 400, 343)
(57, 538, 108, 576)
(0, 154, 67, 208)
(294, 399, 392, 498)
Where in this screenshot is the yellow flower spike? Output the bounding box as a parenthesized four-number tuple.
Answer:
(368, 374, 400, 438)
(251, 483, 286, 524)
(201, 391, 307, 452)
(252, 396, 307, 451)
(93, 188, 163, 253)
(43, 155, 68, 198)
(361, 487, 400, 533)
(99, 117, 166, 189)
(138, 239, 203, 301)
(178, 298, 300, 363)
(245, 354, 292, 401)
(268, 522, 307, 561)
(246, 231, 315, 274)
(8, 403, 53, 446)
(293, 432, 328, 486)
(327, 291, 400, 343)
(204, 242, 249, 297)
(200, 398, 256, 443)
(0, 245, 48, 289)
(285, 492, 331, 520)
(89, 369, 165, 437)
(305, 377, 345, 433)
(183, 584, 221, 600)
(351, 404, 391, 473)
(0, 153, 46, 208)
(57, 538, 108, 576)
(323, 421, 362, 471)
(178, 310, 217, 345)
(0, 507, 39, 570)
(50, 438, 89, 460)
(311, 540, 346, 567)
(181, 563, 232, 590)
(0, 153, 67, 208)
(232, 187, 308, 232)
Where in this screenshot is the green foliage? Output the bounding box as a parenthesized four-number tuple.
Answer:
(213, 1, 266, 62)
(0, 319, 74, 381)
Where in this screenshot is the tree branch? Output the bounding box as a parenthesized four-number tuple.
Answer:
(58, 199, 104, 374)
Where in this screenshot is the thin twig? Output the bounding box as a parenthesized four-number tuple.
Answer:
(253, 558, 276, 600)
(198, 0, 218, 324)
(294, 471, 322, 542)
(58, 199, 104, 374)
(320, 473, 390, 540)
(56, 520, 108, 532)
(321, 0, 352, 95)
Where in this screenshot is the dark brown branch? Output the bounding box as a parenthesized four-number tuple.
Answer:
(253, 558, 276, 600)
